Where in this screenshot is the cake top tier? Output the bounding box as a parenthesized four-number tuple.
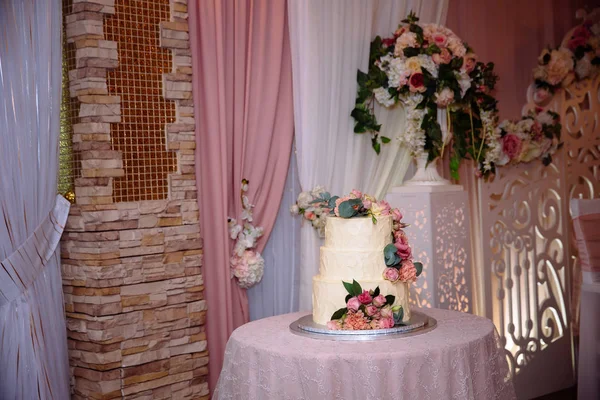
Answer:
(324, 215, 392, 251)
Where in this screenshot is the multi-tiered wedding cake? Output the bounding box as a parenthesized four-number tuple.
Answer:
(312, 215, 411, 325)
(291, 188, 422, 330)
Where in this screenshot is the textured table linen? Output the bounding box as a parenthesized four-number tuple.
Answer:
(213, 309, 516, 400)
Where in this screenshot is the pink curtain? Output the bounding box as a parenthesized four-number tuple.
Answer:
(189, 0, 294, 392)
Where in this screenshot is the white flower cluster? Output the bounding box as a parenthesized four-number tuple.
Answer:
(228, 180, 265, 289)
(481, 110, 505, 171)
(399, 94, 427, 157)
(290, 185, 329, 237)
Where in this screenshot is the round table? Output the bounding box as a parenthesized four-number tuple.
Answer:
(214, 308, 516, 400)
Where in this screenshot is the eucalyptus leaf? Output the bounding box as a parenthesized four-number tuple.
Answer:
(328, 196, 339, 209)
(338, 201, 358, 218)
(414, 262, 423, 277)
(331, 308, 347, 321)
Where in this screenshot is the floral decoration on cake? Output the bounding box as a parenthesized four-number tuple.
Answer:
(289, 185, 330, 237)
(228, 179, 265, 289)
(292, 187, 423, 284)
(327, 280, 405, 330)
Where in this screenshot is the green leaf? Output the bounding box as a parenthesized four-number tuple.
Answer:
(331, 308, 347, 321)
(338, 199, 361, 218)
(380, 136, 391, 143)
(352, 279, 363, 296)
(385, 295, 396, 305)
(403, 47, 419, 58)
(373, 287, 380, 297)
(343, 280, 355, 296)
(393, 307, 404, 325)
(373, 140, 381, 154)
(354, 123, 367, 133)
(371, 214, 378, 224)
(414, 262, 423, 277)
(357, 69, 369, 86)
(328, 196, 339, 209)
(384, 244, 399, 266)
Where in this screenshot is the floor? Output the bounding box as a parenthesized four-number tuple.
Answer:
(534, 386, 577, 400)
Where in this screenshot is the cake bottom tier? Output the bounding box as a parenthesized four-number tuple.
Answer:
(312, 275, 410, 325)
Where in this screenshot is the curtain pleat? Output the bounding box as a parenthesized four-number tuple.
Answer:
(0, 0, 70, 398)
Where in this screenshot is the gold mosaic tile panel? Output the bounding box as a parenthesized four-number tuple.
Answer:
(105, 0, 177, 202)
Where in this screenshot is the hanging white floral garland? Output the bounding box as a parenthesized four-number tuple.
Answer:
(228, 179, 265, 289)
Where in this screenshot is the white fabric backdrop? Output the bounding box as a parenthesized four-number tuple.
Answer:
(280, 0, 448, 312)
(0, 0, 71, 398)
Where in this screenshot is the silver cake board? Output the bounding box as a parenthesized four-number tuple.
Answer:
(289, 310, 437, 341)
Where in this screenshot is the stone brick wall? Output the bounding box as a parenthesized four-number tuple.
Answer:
(61, 0, 208, 398)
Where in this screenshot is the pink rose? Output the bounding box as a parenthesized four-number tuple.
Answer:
(379, 317, 395, 329)
(408, 73, 426, 93)
(394, 230, 408, 244)
(502, 134, 523, 160)
(432, 48, 452, 64)
(372, 294, 387, 307)
(362, 198, 372, 209)
(383, 267, 400, 282)
(391, 208, 402, 223)
(394, 27, 407, 37)
(357, 290, 373, 305)
(545, 49, 574, 86)
(399, 260, 418, 282)
(327, 320, 342, 330)
(462, 53, 478, 74)
(380, 305, 393, 318)
(394, 242, 412, 260)
(568, 36, 588, 51)
(347, 296, 361, 311)
(365, 305, 379, 317)
(350, 189, 362, 199)
(533, 87, 551, 105)
(377, 200, 392, 216)
(342, 310, 370, 330)
(432, 33, 447, 47)
(304, 211, 316, 221)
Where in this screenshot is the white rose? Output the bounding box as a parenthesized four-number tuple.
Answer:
(575, 54, 593, 80)
(310, 185, 326, 197)
(417, 54, 438, 78)
(405, 57, 422, 73)
(290, 204, 300, 214)
(373, 87, 396, 107)
(296, 191, 313, 209)
(535, 111, 554, 126)
(516, 118, 535, 134)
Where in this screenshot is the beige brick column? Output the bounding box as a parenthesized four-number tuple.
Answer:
(61, 0, 208, 398)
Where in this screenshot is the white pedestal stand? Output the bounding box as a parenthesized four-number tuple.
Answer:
(386, 184, 473, 312)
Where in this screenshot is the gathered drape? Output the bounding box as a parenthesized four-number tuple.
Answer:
(0, 0, 70, 398)
(189, 0, 294, 391)
(288, 0, 448, 311)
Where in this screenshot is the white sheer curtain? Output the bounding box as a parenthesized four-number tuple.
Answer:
(0, 0, 71, 398)
(248, 150, 301, 320)
(286, 0, 448, 311)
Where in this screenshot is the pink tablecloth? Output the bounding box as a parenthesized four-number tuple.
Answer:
(213, 308, 516, 400)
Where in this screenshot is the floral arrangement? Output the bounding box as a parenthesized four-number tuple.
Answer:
(532, 19, 600, 104)
(289, 185, 330, 237)
(292, 187, 423, 283)
(327, 280, 405, 330)
(228, 179, 265, 289)
(351, 11, 498, 178)
(480, 109, 562, 176)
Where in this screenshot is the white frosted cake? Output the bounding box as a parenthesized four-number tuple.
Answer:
(312, 215, 410, 325)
